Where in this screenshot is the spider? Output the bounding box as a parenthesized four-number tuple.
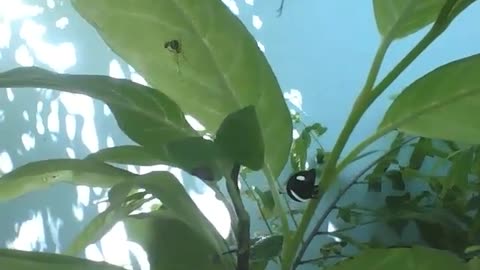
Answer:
(164, 39, 187, 74)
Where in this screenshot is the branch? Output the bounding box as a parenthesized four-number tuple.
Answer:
(293, 137, 415, 268)
(225, 163, 250, 270)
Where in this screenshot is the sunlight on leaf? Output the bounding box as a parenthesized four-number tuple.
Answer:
(72, 0, 292, 179)
(0, 249, 126, 270)
(0, 159, 134, 201)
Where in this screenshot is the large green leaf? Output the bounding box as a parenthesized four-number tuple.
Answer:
(0, 67, 197, 148)
(0, 249, 126, 270)
(372, 0, 447, 39)
(0, 159, 134, 201)
(132, 171, 233, 267)
(87, 137, 224, 181)
(215, 105, 264, 170)
(379, 54, 480, 144)
(326, 246, 467, 270)
(124, 210, 231, 270)
(72, 0, 292, 178)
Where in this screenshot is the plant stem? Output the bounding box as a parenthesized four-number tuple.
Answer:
(281, 35, 392, 270)
(263, 167, 290, 250)
(282, 2, 466, 269)
(225, 164, 250, 270)
(336, 0, 464, 175)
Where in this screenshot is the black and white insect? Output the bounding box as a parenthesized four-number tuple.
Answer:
(286, 168, 320, 202)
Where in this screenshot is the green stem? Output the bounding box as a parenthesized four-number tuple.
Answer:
(263, 167, 289, 239)
(225, 164, 250, 270)
(336, 128, 393, 173)
(281, 36, 392, 270)
(282, 2, 465, 269)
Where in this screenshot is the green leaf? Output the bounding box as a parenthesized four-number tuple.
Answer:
(86, 145, 165, 166)
(327, 246, 467, 270)
(107, 181, 134, 206)
(290, 130, 311, 171)
(467, 257, 480, 270)
(0, 67, 197, 148)
(0, 249, 126, 270)
(133, 171, 230, 262)
(251, 186, 275, 218)
(337, 207, 352, 223)
(441, 148, 474, 196)
(87, 137, 223, 181)
(0, 159, 134, 201)
(65, 196, 144, 256)
(215, 106, 264, 170)
(372, 0, 447, 39)
(385, 170, 405, 191)
(250, 235, 283, 262)
(379, 54, 480, 144)
(71, 0, 292, 178)
(124, 210, 232, 270)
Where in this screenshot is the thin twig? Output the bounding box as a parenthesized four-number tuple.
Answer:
(277, 0, 285, 16)
(241, 177, 273, 234)
(317, 220, 378, 235)
(299, 254, 349, 265)
(293, 137, 416, 268)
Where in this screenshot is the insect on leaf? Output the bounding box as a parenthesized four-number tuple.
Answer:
(72, 0, 292, 179)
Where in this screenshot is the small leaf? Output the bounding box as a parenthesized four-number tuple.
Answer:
(124, 210, 233, 270)
(326, 246, 467, 270)
(306, 123, 327, 136)
(251, 186, 275, 218)
(0, 249, 125, 270)
(408, 138, 432, 170)
(385, 192, 411, 210)
(0, 159, 134, 201)
(65, 196, 144, 256)
(467, 257, 480, 270)
(373, 0, 447, 39)
(379, 54, 480, 144)
(337, 207, 352, 223)
(290, 130, 311, 171)
(0, 67, 196, 148)
(215, 106, 264, 170)
(133, 171, 229, 258)
(441, 148, 474, 196)
(108, 181, 134, 206)
(250, 235, 283, 262)
(385, 170, 405, 191)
